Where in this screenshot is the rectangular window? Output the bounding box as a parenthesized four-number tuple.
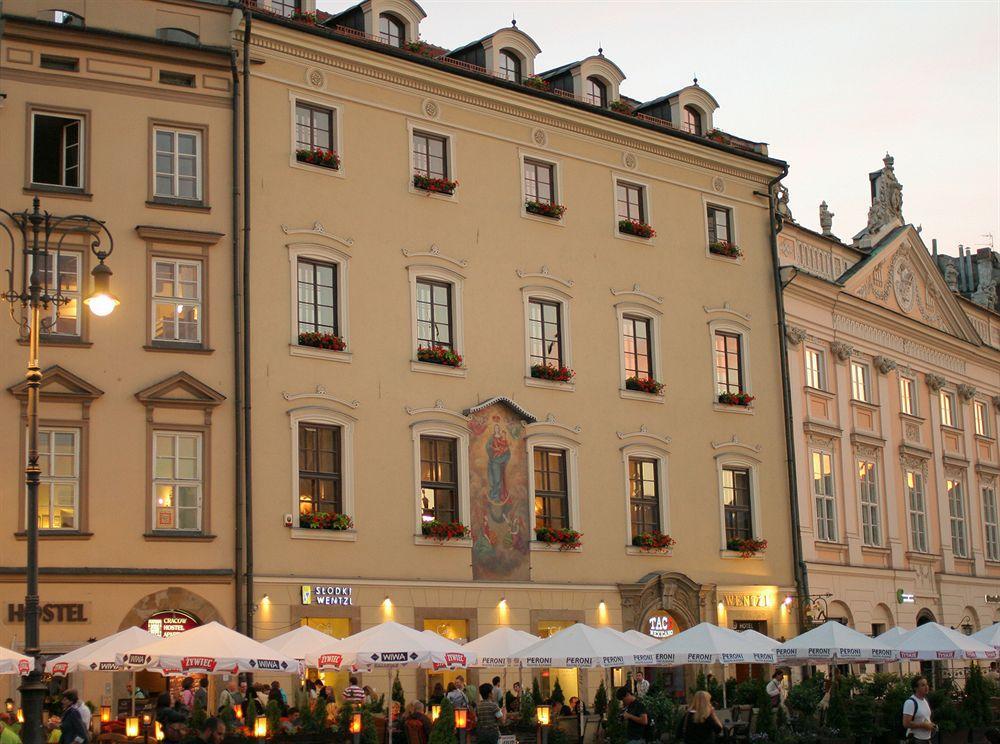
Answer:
(899, 377, 916, 415)
(415, 278, 453, 348)
(296, 259, 338, 337)
(905, 469, 928, 553)
(31, 112, 82, 188)
(974, 401, 990, 437)
(528, 298, 562, 367)
(524, 159, 555, 205)
(152, 258, 202, 344)
(629, 457, 660, 536)
(153, 127, 201, 201)
(858, 460, 881, 547)
(714, 331, 744, 394)
(35, 428, 79, 530)
(984, 484, 1000, 562)
(298, 423, 342, 517)
(295, 102, 335, 152)
(412, 131, 448, 179)
(153, 431, 202, 531)
(805, 348, 824, 390)
(622, 315, 653, 379)
(812, 451, 837, 542)
(616, 181, 644, 222)
(30, 251, 81, 336)
(707, 205, 732, 244)
(534, 447, 568, 530)
(270, 0, 301, 17)
(420, 436, 458, 524)
(851, 362, 871, 402)
(947, 478, 968, 558)
(940, 391, 956, 427)
(723, 466, 752, 542)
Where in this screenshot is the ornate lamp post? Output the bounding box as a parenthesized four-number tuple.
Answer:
(1, 197, 117, 744)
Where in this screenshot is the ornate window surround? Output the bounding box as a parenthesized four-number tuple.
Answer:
(408, 263, 467, 377)
(610, 171, 655, 245)
(525, 432, 582, 550)
(410, 418, 471, 546)
(615, 300, 664, 403)
(620, 441, 671, 550)
(702, 194, 742, 264)
(521, 284, 574, 391)
(518, 149, 565, 226)
(289, 91, 346, 180)
(714, 450, 763, 557)
(706, 310, 753, 413)
(287, 240, 352, 363)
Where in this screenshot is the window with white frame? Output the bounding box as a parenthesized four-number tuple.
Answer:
(983, 482, 1000, 562)
(153, 127, 202, 201)
(714, 331, 745, 395)
(152, 258, 202, 344)
(940, 390, 957, 427)
(616, 181, 645, 223)
(857, 459, 881, 546)
(297, 258, 338, 338)
(524, 159, 556, 206)
(851, 362, 871, 402)
(30, 251, 81, 336)
(533, 446, 569, 530)
(899, 376, 917, 415)
(153, 431, 202, 531)
(722, 465, 754, 543)
(34, 428, 79, 530)
(905, 469, 928, 553)
(416, 277, 453, 349)
(706, 204, 732, 245)
(31, 111, 83, 189)
(805, 348, 825, 390)
(528, 298, 562, 368)
(419, 435, 458, 524)
(946, 478, 968, 558)
(974, 400, 990, 437)
(628, 457, 661, 536)
(811, 451, 837, 541)
(295, 101, 335, 153)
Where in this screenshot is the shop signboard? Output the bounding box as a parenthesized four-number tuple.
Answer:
(142, 610, 200, 638)
(301, 585, 354, 606)
(645, 611, 679, 639)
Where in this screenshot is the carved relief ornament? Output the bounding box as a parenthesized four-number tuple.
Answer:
(873, 356, 897, 374)
(925, 374, 947, 392)
(957, 384, 977, 402)
(785, 326, 807, 346)
(830, 341, 854, 362)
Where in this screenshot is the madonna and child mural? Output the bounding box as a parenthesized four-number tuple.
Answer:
(467, 398, 535, 581)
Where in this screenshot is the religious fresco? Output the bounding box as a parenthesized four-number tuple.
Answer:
(468, 400, 532, 581)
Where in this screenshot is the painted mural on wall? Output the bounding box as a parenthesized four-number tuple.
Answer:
(468, 401, 531, 580)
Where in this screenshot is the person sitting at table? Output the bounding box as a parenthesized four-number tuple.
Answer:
(676, 691, 723, 744)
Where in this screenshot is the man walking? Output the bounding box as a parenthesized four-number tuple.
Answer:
(634, 672, 650, 698)
(615, 687, 648, 744)
(766, 670, 785, 709)
(57, 691, 88, 744)
(902, 676, 937, 743)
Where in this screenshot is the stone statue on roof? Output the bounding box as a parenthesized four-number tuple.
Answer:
(865, 153, 904, 232)
(775, 184, 793, 221)
(819, 201, 834, 237)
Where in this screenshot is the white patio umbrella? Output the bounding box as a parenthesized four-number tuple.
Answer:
(512, 623, 651, 668)
(776, 620, 896, 664)
(304, 622, 477, 671)
(119, 621, 301, 674)
(47, 626, 157, 675)
(875, 626, 910, 646)
(971, 623, 1000, 651)
(462, 627, 539, 667)
(891, 622, 997, 661)
(740, 629, 781, 651)
(622, 630, 659, 648)
(263, 625, 339, 661)
(0, 645, 33, 675)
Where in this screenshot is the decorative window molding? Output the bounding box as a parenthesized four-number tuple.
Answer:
(615, 302, 663, 400)
(708, 315, 753, 409)
(410, 419, 471, 539)
(617, 425, 672, 448)
(521, 285, 573, 389)
(287, 241, 351, 362)
(515, 265, 573, 288)
(406, 120, 458, 202)
(407, 264, 466, 375)
(280, 221, 354, 247)
(526, 433, 581, 534)
(611, 171, 654, 244)
(710, 435, 761, 454)
(702, 195, 741, 263)
(405, 400, 469, 422)
(281, 385, 360, 410)
(621, 442, 671, 545)
(518, 150, 565, 225)
(289, 91, 345, 179)
(703, 302, 751, 323)
(525, 413, 582, 436)
(715, 455, 763, 552)
(401, 244, 469, 268)
(610, 284, 663, 305)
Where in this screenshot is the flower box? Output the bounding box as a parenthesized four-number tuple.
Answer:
(709, 240, 743, 258)
(718, 391, 755, 406)
(299, 512, 353, 531)
(413, 174, 458, 195)
(404, 41, 437, 57)
(421, 520, 470, 541)
(625, 377, 664, 395)
(296, 148, 340, 170)
(530, 363, 574, 382)
(298, 332, 346, 351)
(618, 219, 656, 239)
(522, 76, 550, 91)
(632, 532, 675, 552)
(417, 345, 463, 367)
(291, 11, 317, 24)
(535, 527, 582, 550)
(727, 537, 767, 558)
(524, 200, 567, 219)
(609, 100, 634, 114)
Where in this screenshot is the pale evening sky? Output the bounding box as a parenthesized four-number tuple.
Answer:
(317, 0, 1000, 256)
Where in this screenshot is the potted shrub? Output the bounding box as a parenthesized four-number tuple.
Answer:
(524, 200, 567, 219)
(709, 240, 743, 258)
(530, 363, 574, 382)
(413, 174, 459, 195)
(609, 100, 634, 114)
(296, 147, 340, 170)
(522, 76, 550, 91)
(618, 219, 656, 239)
(291, 10, 317, 24)
(417, 345, 462, 367)
(299, 512, 353, 531)
(535, 526, 582, 550)
(421, 520, 470, 541)
(298, 331, 346, 351)
(625, 376, 664, 395)
(631, 531, 675, 552)
(718, 391, 755, 406)
(727, 537, 767, 558)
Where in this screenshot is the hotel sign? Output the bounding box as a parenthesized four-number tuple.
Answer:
(301, 585, 353, 606)
(142, 610, 200, 638)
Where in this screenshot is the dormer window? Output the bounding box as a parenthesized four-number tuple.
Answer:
(379, 14, 404, 47)
(42, 9, 84, 27)
(584, 76, 607, 107)
(499, 50, 521, 82)
(683, 106, 703, 135)
(270, 0, 301, 18)
(156, 27, 200, 45)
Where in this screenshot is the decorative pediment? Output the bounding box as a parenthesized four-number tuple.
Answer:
(463, 396, 537, 423)
(8, 365, 104, 402)
(134, 372, 225, 409)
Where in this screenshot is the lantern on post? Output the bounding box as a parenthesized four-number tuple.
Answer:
(536, 704, 552, 744)
(254, 716, 268, 738)
(430, 705, 441, 723)
(16, 709, 25, 724)
(125, 716, 140, 738)
(142, 712, 153, 727)
(5, 699, 15, 714)
(349, 712, 362, 744)
(454, 708, 468, 744)
(100, 706, 112, 724)
(155, 722, 164, 741)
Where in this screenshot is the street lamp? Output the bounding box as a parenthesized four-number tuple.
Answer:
(1, 197, 115, 744)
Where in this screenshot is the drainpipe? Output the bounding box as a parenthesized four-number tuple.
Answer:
(241, 3, 255, 640)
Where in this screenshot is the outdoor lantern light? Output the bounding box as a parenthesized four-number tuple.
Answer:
(783, 595, 794, 607)
(453, 708, 468, 730)
(349, 713, 362, 735)
(155, 723, 163, 741)
(83, 260, 119, 317)
(125, 716, 140, 738)
(235, 706, 244, 721)
(100, 706, 112, 723)
(430, 705, 441, 722)
(254, 716, 269, 738)
(142, 712, 153, 726)
(536, 705, 551, 726)
(4, 699, 13, 713)
(16, 709, 24, 724)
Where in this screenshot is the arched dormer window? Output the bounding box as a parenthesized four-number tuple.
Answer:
(156, 27, 200, 44)
(498, 49, 522, 82)
(584, 76, 607, 107)
(42, 9, 84, 26)
(379, 13, 405, 47)
(683, 105, 703, 135)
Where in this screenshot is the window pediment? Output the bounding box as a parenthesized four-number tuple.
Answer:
(8, 365, 103, 402)
(134, 371, 225, 409)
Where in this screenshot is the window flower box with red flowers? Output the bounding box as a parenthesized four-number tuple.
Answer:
(296, 148, 340, 170)
(718, 391, 755, 407)
(709, 241, 743, 259)
(298, 332, 346, 351)
(618, 219, 656, 239)
(609, 100, 635, 114)
(625, 377, 664, 396)
(727, 537, 767, 558)
(291, 11, 317, 24)
(522, 76, 550, 91)
(413, 174, 458, 195)
(531, 363, 575, 382)
(404, 41, 437, 57)
(421, 520, 470, 542)
(417, 345, 463, 367)
(535, 527, 582, 551)
(632, 531, 675, 553)
(524, 200, 567, 219)
(298, 512, 353, 531)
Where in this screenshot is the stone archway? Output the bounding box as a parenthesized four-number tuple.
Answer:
(118, 587, 224, 631)
(618, 571, 709, 634)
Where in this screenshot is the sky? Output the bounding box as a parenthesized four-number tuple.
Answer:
(316, 0, 1000, 256)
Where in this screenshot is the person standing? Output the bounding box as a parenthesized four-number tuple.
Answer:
(766, 670, 785, 709)
(342, 677, 366, 705)
(180, 678, 196, 713)
(194, 679, 209, 712)
(676, 691, 723, 744)
(475, 684, 505, 744)
(902, 676, 937, 743)
(615, 687, 648, 744)
(445, 681, 467, 710)
(490, 677, 503, 707)
(72, 696, 91, 735)
(504, 682, 521, 713)
(1, 715, 23, 744)
(57, 691, 88, 744)
(634, 672, 650, 699)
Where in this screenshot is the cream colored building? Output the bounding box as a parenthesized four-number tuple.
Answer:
(779, 158, 1000, 640)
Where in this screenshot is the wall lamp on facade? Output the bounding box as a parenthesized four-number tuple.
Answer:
(783, 595, 794, 607)
(498, 597, 507, 610)
(779, 265, 799, 289)
(4, 699, 14, 713)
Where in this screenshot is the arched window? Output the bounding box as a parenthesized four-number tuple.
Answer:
(42, 9, 84, 26)
(584, 76, 607, 107)
(683, 105, 703, 135)
(498, 50, 521, 82)
(156, 27, 200, 44)
(379, 14, 404, 47)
